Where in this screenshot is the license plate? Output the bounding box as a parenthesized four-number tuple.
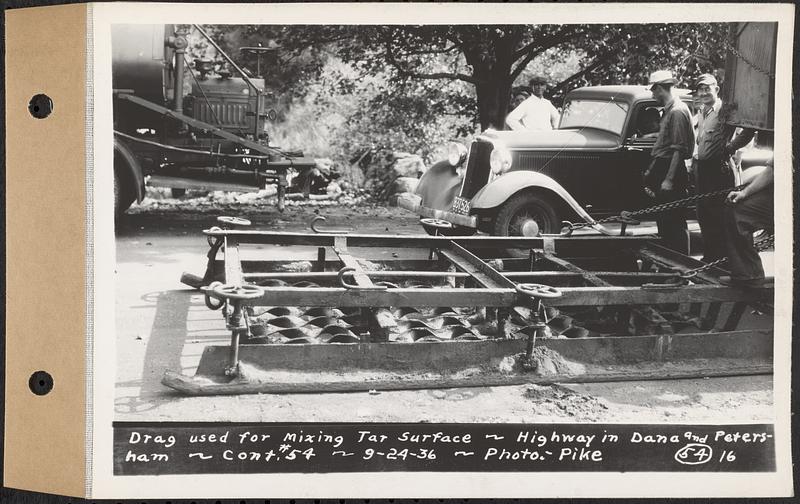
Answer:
(450, 196, 472, 215)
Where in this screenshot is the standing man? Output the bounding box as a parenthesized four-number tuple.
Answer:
(644, 70, 695, 254)
(692, 73, 756, 262)
(722, 159, 773, 287)
(506, 75, 560, 131)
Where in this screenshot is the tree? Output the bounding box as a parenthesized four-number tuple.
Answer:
(203, 23, 729, 130)
(349, 24, 729, 129)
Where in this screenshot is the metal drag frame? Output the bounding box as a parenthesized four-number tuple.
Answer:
(164, 221, 774, 395)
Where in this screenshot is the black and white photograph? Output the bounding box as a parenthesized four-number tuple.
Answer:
(94, 3, 793, 498)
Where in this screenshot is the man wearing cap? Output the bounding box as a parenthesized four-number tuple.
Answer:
(644, 70, 695, 254)
(506, 76, 560, 131)
(692, 73, 756, 262)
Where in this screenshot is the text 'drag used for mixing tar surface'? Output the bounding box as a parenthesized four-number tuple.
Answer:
(113, 423, 775, 474)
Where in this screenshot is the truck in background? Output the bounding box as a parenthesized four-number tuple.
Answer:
(112, 24, 317, 216)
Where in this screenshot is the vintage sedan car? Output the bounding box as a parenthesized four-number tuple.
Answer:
(401, 85, 770, 238)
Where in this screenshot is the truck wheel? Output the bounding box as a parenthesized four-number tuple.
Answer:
(493, 193, 559, 256)
(114, 167, 135, 217)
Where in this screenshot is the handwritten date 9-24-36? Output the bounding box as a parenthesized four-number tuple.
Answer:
(363, 448, 437, 460)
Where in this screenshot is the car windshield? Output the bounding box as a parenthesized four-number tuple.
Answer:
(559, 99, 630, 136)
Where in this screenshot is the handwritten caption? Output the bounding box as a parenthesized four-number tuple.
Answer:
(113, 423, 775, 475)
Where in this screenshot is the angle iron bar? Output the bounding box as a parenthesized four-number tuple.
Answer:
(638, 243, 732, 284)
(243, 284, 772, 308)
(438, 241, 518, 289)
(240, 270, 680, 281)
(541, 253, 611, 287)
(204, 229, 653, 253)
(230, 258, 660, 274)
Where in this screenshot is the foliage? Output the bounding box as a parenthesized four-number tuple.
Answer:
(190, 22, 732, 190)
(268, 57, 475, 192)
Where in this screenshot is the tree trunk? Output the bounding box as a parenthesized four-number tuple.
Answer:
(469, 45, 515, 131)
(474, 72, 514, 131)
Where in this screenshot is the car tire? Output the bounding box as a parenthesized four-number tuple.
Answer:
(492, 192, 559, 256)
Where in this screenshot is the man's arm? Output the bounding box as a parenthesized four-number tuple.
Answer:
(505, 101, 527, 131)
(661, 150, 684, 191)
(661, 110, 694, 191)
(727, 161, 773, 204)
(725, 127, 756, 155)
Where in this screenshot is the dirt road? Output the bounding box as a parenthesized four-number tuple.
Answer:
(114, 198, 773, 423)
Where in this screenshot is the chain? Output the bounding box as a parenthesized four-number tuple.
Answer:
(724, 37, 775, 79)
(679, 233, 774, 278)
(563, 185, 745, 234)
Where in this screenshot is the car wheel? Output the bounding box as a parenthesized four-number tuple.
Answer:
(492, 192, 559, 256)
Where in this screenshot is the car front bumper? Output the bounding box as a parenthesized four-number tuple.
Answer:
(396, 194, 478, 228)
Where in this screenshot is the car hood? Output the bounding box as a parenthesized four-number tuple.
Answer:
(479, 128, 620, 150)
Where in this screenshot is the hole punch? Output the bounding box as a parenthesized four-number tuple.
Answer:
(28, 94, 53, 119)
(29, 370, 53, 395)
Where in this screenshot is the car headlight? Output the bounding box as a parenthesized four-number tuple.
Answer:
(447, 142, 468, 167)
(489, 146, 512, 174)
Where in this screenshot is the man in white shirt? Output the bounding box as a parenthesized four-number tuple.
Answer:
(505, 75, 560, 131)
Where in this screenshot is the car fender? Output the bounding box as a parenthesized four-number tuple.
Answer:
(414, 160, 462, 212)
(470, 170, 595, 223)
(114, 137, 145, 203)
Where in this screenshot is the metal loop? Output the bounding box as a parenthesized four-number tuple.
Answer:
(337, 267, 387, 290)
(560, 221, 575, 237)
(206, 226, 224, 247)
(310, 215, 350, 234)
(679, 270, 699, 280)
(202, 281, 225, 310)
(211, 283, 264, 300)
(217, 216, 252, 227)
(515, 283, 563, 299)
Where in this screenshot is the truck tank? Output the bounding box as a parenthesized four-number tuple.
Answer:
(112, 24, 175, 130)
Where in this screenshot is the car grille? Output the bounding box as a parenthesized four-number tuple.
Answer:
(516, 152, 601, 177)
(459, 140, 493, 199)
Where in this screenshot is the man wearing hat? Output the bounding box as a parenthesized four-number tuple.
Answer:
(692, 73, 756, 262)
(644, 70, 695, 254)
(506, 75, 560, 131)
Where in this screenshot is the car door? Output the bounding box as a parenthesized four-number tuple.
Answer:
(604, 101, 661, 213)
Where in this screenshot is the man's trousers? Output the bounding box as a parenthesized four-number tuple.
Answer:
(724, 187, 773, 280)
